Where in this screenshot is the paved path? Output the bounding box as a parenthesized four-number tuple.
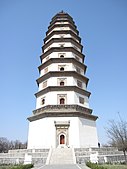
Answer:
(36, 164, 90, 169)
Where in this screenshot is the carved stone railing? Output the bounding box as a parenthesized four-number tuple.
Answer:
(33, 104, 92, 115)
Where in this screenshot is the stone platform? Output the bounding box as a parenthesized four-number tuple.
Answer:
(0, 147, 125, 166)
(75, 147, 125, 164)
(0, 149, 49, 166)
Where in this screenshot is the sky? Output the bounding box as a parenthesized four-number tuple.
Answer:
(0, 0, 127, 145)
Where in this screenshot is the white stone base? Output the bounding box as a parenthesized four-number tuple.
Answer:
(24, 153, 32, 164)
(27, 116, 98, 149)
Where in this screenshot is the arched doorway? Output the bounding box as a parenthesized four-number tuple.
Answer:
(60, 134, 65, 144)
(55, 121, 70, 147)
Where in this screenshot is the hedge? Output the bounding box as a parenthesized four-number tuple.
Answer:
(86, 162, 107, 169)
(11, 164, 33, 169)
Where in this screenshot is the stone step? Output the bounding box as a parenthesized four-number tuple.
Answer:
(49, 148, 74, 164)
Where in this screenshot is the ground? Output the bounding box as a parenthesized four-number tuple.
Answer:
(0, 164, 127, 169)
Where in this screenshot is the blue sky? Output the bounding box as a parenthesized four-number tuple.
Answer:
(0, 0, 127, 145)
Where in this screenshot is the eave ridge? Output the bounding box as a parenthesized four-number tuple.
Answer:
(38, 58, 86, 72)
(42, 38, 83, 52)
(35, 86, 91, 98)
(46, 23, 79, 36)
(48, 20, 77, 31)
(51, 13, 74, 23)
(40, 47, 85, 61)
(44, 30, 81, 43)
(36, 71, 89, 86)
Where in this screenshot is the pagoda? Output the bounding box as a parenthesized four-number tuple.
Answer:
(27, 11, 98, 149)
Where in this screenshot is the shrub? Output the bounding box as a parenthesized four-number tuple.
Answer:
(11, 164, 33, 169)
(86, 162, 107, 169)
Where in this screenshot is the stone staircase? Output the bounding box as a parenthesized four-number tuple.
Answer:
(49, 147, 75, 164)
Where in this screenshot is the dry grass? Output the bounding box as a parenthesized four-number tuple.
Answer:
(100, 164, 127, 169)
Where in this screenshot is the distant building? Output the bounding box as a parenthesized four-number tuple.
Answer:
(27, 11, 98, 149)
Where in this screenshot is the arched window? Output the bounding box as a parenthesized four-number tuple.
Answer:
(60, 81, 64, 86)
(60, 98, 65, 105)
(42, 98, 45, 105)
(60, 55, 64, 58)
(60, 67, 64, 71)
(60, 44, 64, 48)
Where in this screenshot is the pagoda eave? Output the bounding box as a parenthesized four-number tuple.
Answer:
(49, 19, 77, 30)
(51, 12, 74, 24)
(44, 30, 81, 44)
(42, 38, 83, 52)
(38, 58, 86, 72)
(35, 86, 91, 98)
(46, 24, 79, 36)
(40, 47, 85, 61)
(36, 71, 89, 86)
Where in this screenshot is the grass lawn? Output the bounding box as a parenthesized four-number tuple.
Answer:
(100, 164, 127, 169)
(80, 164, 127, 169)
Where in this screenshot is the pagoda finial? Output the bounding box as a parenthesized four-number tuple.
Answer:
(59, 10, 65, 14)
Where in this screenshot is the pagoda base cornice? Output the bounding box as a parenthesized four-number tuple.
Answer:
(27, 104, 98, 122)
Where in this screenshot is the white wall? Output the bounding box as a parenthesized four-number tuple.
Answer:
(38, 76, 86, 91)
(78, 117, 98, 147)
(36, 91, 76, 109)
(27, 116, 98, 149)
(27, 117, 56, 149)
(36, 91, 89, 109)
(40, 62, 84, 76)
(40, 62, 74, 76)
(27, 117, 80, 149)
(39, 76, 74, 91)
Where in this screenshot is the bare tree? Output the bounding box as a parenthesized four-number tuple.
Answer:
(0, 137, 27, 152)
(13, 140, 27, 149)
(106, 119, 127, 163)
(0, 137, 9, 153)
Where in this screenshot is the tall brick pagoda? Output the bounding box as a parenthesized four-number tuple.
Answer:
(27, 11, 98, 149)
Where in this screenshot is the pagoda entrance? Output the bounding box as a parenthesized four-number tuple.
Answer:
(60, 134, 65, 144)
(54, 121, 70, 147)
